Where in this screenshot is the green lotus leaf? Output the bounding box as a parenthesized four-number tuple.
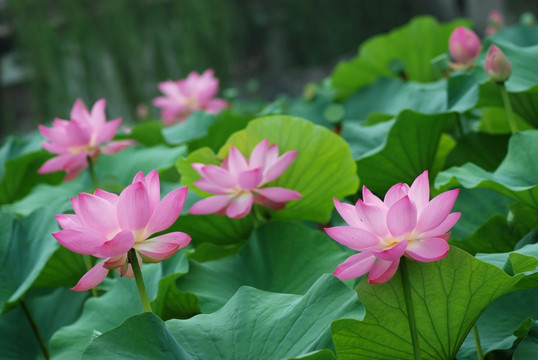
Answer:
(332, 247, 518, 360)
(331, 16, 469, 98)
(343, 110, 453, 194)
(436, 130, 538, 209)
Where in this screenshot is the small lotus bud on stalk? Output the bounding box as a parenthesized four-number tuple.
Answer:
(485, 10, 505, 37)
(448, 27, 482, 70)
(485, 45, 512, 84)
(485, 45, 517, 134)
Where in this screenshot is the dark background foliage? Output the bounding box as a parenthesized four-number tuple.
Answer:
(0, 0, 537, 136)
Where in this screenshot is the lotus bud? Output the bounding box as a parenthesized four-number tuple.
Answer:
(485, 45, 512, 84)
(449, 27, 482, 66)
(485, 10, 504, 36)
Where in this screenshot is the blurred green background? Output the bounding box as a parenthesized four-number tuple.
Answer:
(1, 0, 537, 136)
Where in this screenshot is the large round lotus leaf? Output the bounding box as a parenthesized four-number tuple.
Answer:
(436, 130, 538, 210)
(178, 116, 358, 223)
(331, 16, 469, 98)
(343, 110, 453, 195)
(332, 247, 518, 360)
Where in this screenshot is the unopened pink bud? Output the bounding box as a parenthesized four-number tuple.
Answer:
(449, 27, 482, 65)
(485, 45, 512, 83)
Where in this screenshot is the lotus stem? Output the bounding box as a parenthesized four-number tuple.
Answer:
(21, 300, 50, 360)
(499, 85, 517, 134)
(128, 249, 153, 313)
(473, 325, 484, 360)
(400, 257, 422, 360)
(87, 156, 100, 189)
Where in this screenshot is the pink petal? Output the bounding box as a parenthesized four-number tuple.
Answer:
(225, 192, 253, 218)
(145, 187, 188, 235)
(101, 140, 135, 155)
(95, 119, 121, 145)
(93, 230, 135, 258)
(226, 147, 249, 174)
(333, 252, 376, 281)
(39, 124, 66, 144)
(135, 232, 191, 261)
(368, 258, 400, 284)
(62, 152, 90, 181)
(200, 165, 237, 189)
(104, 253, 128, 269)
(90, 99, 107, 126)
(72, 261, 109, 291)
(205, 99, 228, 113)
(406, 238, 450, 262)
(408, 171, 430, 214)
(142, 170, 161, 212)
(191, 163, 205, 175)
(355, 200, 389, 237)
(238, 168, 263, 190)
(157, 80, 181, 98)
(386, 196, 417, 237)
(52, 228, 107, 255)
(263, 151, 298, 183)
(117, 182, 151, 232)
(333, 199, 362, 227)
(255, 187, 302, 203)
(362, 186, 385, 208)
(384, 183, 410, 207)
(421, 212, 461, 238)
(325, 226, 379, 251)
(76, 193, 119, 238)
(38, 154, 72, 174)
(41, 142, 68, 155)
(194, 179, 228, 195)
(65, 121, 91, 146)
(372, 239, 408, 261)
(55, 214, 82, 229)
(70, 99, 90, 123)
(415, 189, 460, 234)
(189, 195, 232, 215)
(265, 145, 279, 166)
(93, 189, 119, 204)
(249, 140, 269, 169)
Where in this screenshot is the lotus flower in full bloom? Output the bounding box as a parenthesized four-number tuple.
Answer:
(189, 139, 302, 218)
(485, 44, 512, 84)
(38, 99, 134, 181)
(53, 170, 191, 291)
(153, 69, 228, 126)
(325, 171, 460, 284)
(448, 26, 482, 70)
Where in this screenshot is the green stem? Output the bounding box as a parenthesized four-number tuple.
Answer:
(87, 156, 100, 189)
(128, 249, 153, 313)
(21, 300, 50, 360)
(473, 325, 484, 360)
(400, 257, 422, 360)
(82, 255, 99, 298)
(500, 85, 518, 134)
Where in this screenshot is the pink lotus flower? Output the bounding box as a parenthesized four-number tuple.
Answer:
(189, 139, 302, 218)
(449, 26, 482, 69)
(53, 170, 191, 291)
(485, 45, 512, 84)
(38, 99, 134, 181)
(325, 171, 460, 284)
(153, 69, 228, 126)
